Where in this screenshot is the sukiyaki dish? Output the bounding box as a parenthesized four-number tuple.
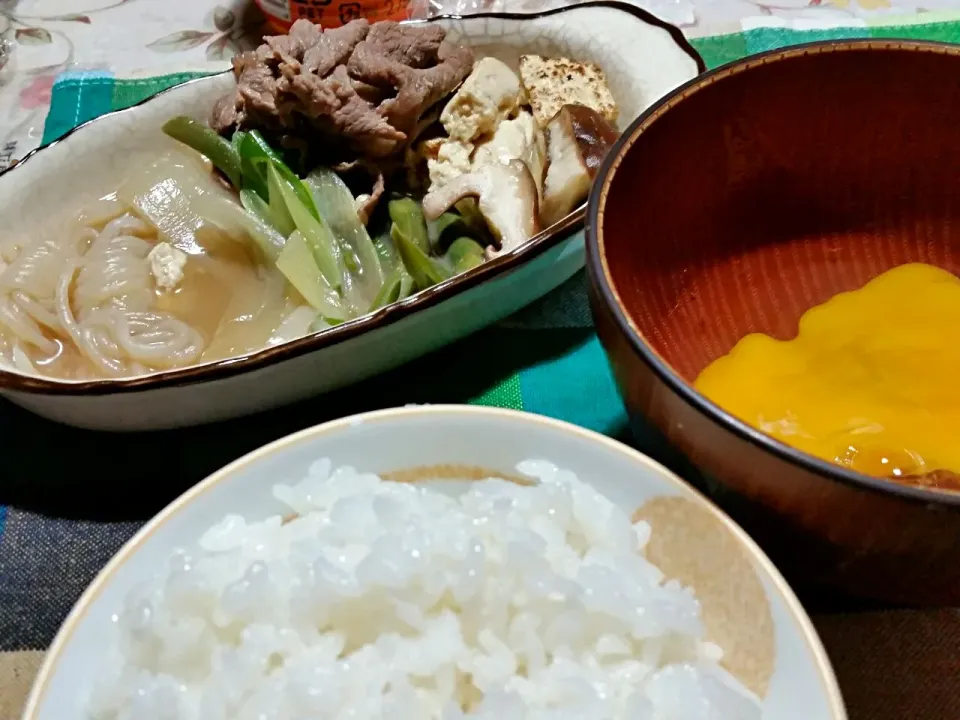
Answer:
(0, 19, 621, 381)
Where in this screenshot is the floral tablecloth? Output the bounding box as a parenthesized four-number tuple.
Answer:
(2, 0, 960, 173)
(5, 2, 960, 719)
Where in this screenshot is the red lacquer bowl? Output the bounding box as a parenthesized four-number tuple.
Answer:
(586, 40, 960, 605)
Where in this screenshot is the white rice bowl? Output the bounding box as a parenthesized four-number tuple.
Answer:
(90, 459, 762, 719)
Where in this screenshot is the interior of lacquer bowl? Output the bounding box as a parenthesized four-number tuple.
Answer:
(600, 42, 960, 381)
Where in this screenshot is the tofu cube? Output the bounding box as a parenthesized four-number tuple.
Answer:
(518, 55, 619, 128)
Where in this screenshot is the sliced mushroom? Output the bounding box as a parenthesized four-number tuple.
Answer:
(422, 159, 540, 257)
(332, 160, 386, 226)
(540, 104, 620, 227)
(355, 169, 385, 225)
(472, 110, 547, 202)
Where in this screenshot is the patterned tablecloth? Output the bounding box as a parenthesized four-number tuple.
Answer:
(4, 1, 960, 719)
(3, 0, 960, 171)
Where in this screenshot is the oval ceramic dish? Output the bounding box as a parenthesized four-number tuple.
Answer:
(21, 405, 846, 720)
(0, 3, 702, 431)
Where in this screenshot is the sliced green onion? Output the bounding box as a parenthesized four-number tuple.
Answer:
(276, 230, 345, 319)
(391, 224, 449, 290)
(397, 268, 414, 301)
(372, 227, 401, 276)
(306, 168, 384, 289)
(270, 164, 343, 290)
(309, 316, 346, 333)
(240, 188, 295, 238)
(388, 198, 430, 255)
(264, 166, 297, 238)
(369, 267, 403, 311)
(239, 131, 319, 219)
(247, 129, 287, 166)
(236, 210, 286, 261)
(445, 236, 486, 274)
(231, 130, 247, 153)
(455, 198, 487, 235)
(429, 212, 465, 247)
(162, 116, 243, 189)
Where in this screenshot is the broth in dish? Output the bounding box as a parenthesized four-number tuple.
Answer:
(695, 263, 960, 490)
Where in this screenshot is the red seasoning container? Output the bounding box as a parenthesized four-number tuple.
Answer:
(255, 0, 411, 31)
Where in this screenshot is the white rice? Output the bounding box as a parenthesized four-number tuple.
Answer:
(90, 459, 763, 719)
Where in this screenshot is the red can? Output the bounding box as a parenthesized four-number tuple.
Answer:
(255, 0, 411, 32)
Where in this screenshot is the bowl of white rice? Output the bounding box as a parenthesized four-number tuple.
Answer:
(23, 405, 845, 720)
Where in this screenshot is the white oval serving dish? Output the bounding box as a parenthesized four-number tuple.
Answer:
(0, 3, 702, 431)
(22, 405, 845, 720)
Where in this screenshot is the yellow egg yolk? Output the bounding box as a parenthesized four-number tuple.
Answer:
(694, 263, 960, 480)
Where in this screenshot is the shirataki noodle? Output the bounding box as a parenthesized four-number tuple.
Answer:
(0, 152, 311, 380)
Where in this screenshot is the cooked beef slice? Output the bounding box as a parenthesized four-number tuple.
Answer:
(210, 19, 474, 159)
(363, 20, 445, 67)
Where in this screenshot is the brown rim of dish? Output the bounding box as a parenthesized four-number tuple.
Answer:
(586, 39, 960, 509)
(0, 2, 705, 397)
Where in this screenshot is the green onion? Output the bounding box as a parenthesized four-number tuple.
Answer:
(455, 198, 488, 235)
(162, 116, 243, 189)
(430, 211, 490, 253)
(372, 227, 401, 276)
(233, 134, 269, 201)
(391, 224, 449, 290)
(231, 130, 247, 153)
(397, 268, 414, 300)
(388, 198, 431, 255)
(240, 188, 294, 238)
(445, 236, 486, 274)
(276, 230, 345, 319)
(269, 164, 343, 291)
(264, 166, 297, 238)
(239, 131, 319, 220)
(233, 204, 287, 262)
(369, 267, 403, 311)
(306, 168, 384, 288)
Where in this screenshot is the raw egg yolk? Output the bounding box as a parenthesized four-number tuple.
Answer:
(694, 263, 960, 479)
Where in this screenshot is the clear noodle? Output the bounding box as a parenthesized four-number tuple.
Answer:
(56, 260, 122, 376)
(73, 220, 155, 317)
(84, 308, 204, 369)
(0, 152, 309, 380)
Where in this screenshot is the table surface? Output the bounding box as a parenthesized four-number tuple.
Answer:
(4, 1, 960, 719)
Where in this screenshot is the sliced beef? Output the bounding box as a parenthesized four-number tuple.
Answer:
(232, 50, 260, 75)
(301, 18, 370, 76)
(238, 63, 280, 117)
(325, 65, 406, 154)
(371, 45, 474, 142)
(209, 18, 474, 160)
(288, 16, 324, 49)
(363, 20, 445, 68)
(210, 93, 241, 132)
(286, 71, 339, 119)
